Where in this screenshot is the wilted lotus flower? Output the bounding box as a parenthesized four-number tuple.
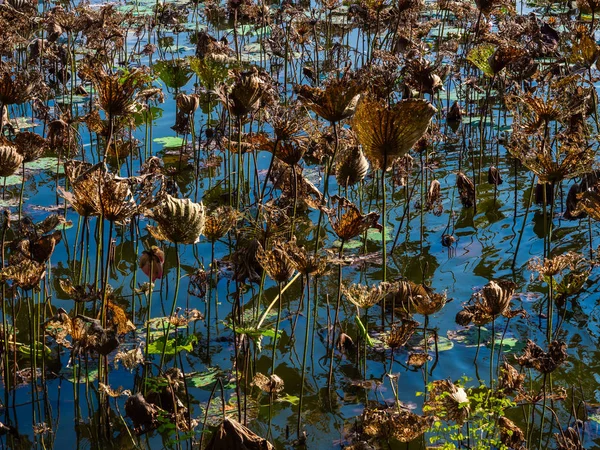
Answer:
(353, 95, 437, 171)
(0, 64, 41, 107)
(147, 194, 206, 244)
(0, 142, 23, 177)
(295, 73, 362, 123)
(139, 246, 165, 282)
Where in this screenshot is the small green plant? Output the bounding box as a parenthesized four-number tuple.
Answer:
(422, 377, 516, 449)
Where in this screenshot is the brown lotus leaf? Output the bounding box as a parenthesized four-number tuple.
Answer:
(99, 383, 131, 398)
(43, 308, 72, 348)
(335, 145, 369, 187)
(107, 301, 135, 335)
(343, 281, 397, 309)
(555, 426, 583, 450)
(386, 320, 420, 349)
(508, 134, 594, 184)
(218, 67, 265, 117)
(426, 179, 442, 215)
(362, 406, 435, 442)
(565, 183, 585, 220)
(498, 416, 526, 450)
(188, 268, 210, 298)
(203, 206, 240, 242)
(252, 372, 284, 394)
(58, 279, 101, 302)
(407, 351, 431, 368)
(295, 75, 362, 123)
(390, 280, 447, 316)
(114, 345, 145, 371)
(0, 259, 46, 290)
(281, 235, 328, 276)
(125, 392, 161, 434)
(81, 62, 149, 117)
(325, 196, 381, 241)
(498, 361, 525, 394)
(457, 172, 475, 208)
(424, 379, 470, 425)
(0, 143, 23, 177)
(206, 417, 274, 450)
(516, 340, 567, 374)
(354, 96, 437, 171)
(256, 241, 295, 283)
(148, 194, 206, 244)
(14, 131, 47, 162)
(71, 315, 119, 356)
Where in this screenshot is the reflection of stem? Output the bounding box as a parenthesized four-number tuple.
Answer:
(328, 239, 345, 387)
(490, 318, 495, 390)
(270, 282, 283, 376)
(18, 159, 25, 222)
(159, 244, 180, 370)
(297, 275, 310, 438)
(511, 174, 535, 269)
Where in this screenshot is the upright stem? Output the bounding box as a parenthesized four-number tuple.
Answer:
(297, 275, 310, 439)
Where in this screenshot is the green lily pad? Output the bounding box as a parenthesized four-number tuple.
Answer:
(333, 239, 362, 249)
(60, 365, 99, 383)
(153, 136, 185, 148)
(146, 334, 197, 355)
(8, 116, 38, 129)
(26, 157, 64, 173)
(189, 367, 221, 388)
(365, 227, 395, 242)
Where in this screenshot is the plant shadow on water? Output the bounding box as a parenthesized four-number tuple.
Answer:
(3, 0, 600, 448)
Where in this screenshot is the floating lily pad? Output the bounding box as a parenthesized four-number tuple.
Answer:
(60, 365, 98, 383)
(153, 136, 185, 148)
(146, 334, 197, 355)
(189, 367, 222, 388)
(333, 239, 362, 249)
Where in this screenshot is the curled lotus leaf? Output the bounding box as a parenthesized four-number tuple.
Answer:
(353, 96, 437, 171)
(147, 194, 206, 244)
(0, 143, 23, 177)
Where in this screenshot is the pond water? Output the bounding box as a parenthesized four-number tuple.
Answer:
(1, 0, 600, 448)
